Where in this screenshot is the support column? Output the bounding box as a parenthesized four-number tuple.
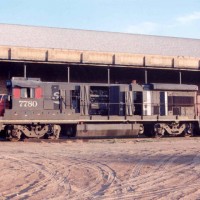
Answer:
(107, 68, 110, 84)
(179, 71, 182, 84)
(145, 69, 148, 84)
(8, 71, 11, 79)
(68, 66, 70, 83)
(24, 63, 27, 78)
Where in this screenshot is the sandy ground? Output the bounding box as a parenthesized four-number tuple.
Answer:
(0, 138, 200, 200)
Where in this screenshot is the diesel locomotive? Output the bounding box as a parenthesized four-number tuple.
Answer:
(0, 77, 199, 140)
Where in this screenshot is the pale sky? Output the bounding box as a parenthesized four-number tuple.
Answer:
(0, 0, 200, 39)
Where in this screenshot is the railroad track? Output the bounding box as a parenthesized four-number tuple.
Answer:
(0, 134, 196, 143)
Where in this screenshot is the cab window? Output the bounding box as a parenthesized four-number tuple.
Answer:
(21, 88, 35, 98)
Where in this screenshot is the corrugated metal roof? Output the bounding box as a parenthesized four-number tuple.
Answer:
(0, 23, 200, 57)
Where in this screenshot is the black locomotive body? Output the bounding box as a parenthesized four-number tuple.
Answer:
(0, 77, 199, 140)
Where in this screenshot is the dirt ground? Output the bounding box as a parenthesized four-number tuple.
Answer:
(0, 138, 200, 200)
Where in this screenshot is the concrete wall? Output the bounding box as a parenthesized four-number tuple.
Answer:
(48, 49, 81, 63)
(11, 47, 47, 61)
(0, 46, 10, 60)
(174, 56, 200, 69)
(115, 53, 144, 66)
(145, 55, 173, 68)
(0, 46, 200, 70)
(83, 52, 114, 64)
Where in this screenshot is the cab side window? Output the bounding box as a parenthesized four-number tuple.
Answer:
(21, 88, 35, 98)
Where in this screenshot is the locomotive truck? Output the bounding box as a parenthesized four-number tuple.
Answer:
(0, 77, 199, 140)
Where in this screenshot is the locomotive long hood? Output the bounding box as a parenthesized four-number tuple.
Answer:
(148, 83, 198, 91)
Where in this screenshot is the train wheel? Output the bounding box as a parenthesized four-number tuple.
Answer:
(6, 126, 22, 141)
(47, 125, 61, 139)
(154, 124, 165, 138)
(184, 123, 193, 137)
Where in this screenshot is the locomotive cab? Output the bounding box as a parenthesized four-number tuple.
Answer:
(2, 78, 57, 141)
(7, 77, 43, 112)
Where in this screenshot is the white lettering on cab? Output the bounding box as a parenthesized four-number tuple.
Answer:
(19, 101, 38, 107)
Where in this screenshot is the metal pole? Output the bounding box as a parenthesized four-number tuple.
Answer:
(107, 68, 110, 120)
(68, 66, 70, 83)
(179, 71, 182, 84)
(24, 64, 27, 78)
(8, 71, 11, 79)
(107, 68, 110, 84)
(145, 69, 148, 84)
